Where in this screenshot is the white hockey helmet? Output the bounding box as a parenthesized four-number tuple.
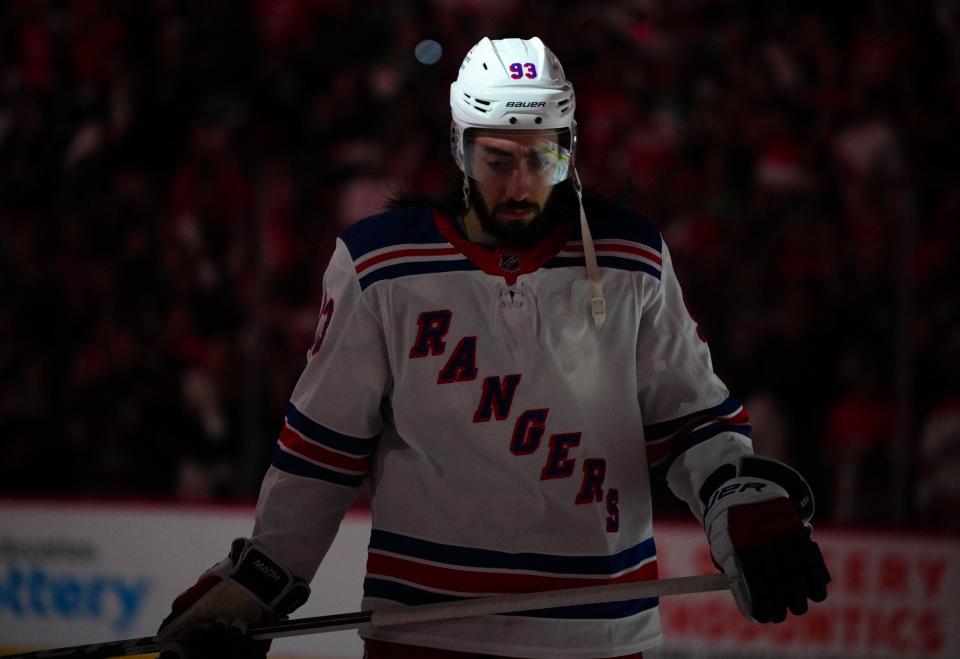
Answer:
(450, 37, 605, 329)
(451, 37, 576, 186)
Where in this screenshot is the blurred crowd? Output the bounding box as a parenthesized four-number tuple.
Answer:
(1, 0, 958, 529)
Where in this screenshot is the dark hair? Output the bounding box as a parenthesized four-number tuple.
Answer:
(385, 183, 463, 214)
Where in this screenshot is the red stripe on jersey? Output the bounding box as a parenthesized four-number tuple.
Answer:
(366, 552, 658, 595)
(355, 246, 462, 274)
(278, 425, 370, 473)
(645, 408, 750, 466)
(565, 242, 663, 265)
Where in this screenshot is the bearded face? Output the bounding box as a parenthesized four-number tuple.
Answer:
(468, 177, 578, 248)
(463, 130, 577, 248)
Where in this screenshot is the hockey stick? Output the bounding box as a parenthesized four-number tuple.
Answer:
(0, 573, 731, 659)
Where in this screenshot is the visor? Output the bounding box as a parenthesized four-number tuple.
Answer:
(460, 129, 573, 188)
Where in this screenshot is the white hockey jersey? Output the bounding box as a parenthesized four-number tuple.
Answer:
(251, 206, 753, 658)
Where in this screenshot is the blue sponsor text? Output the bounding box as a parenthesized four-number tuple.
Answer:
(0, 564, 150, 632)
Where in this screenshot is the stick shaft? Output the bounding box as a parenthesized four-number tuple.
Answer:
(0, 574, 730, 658)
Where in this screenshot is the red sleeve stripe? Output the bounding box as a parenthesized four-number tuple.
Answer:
(278, 425, 370, 474)
(645, 407, 751, 467)
(646, 406, 750, 447)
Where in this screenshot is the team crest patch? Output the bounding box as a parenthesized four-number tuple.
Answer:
(500, 252, 521, 272)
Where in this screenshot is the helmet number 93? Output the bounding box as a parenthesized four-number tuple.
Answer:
(509, 62, 538, 80)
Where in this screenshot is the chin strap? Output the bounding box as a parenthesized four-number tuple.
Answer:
(462, 174, 471, 212)
(572, 169, 606, 329)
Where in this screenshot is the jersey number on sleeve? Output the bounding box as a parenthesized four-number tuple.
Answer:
(309, 296, 335, 357)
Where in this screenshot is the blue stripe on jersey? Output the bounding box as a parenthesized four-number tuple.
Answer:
(649, 422, 754, 481)
(285, 402, 376, 457)
(340, 207, 445, 262)
(271, 449, 366, 487)
(542, 256, 584, 271)
(358, 258, 479, 291)
(543, 255, 662, 279)
(643, 397, 744, 442)
(369, 529, 656, 575)
(363, 578, 658, 620)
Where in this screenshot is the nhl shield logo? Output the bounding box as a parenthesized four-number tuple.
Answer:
(500, 252, 521, 272)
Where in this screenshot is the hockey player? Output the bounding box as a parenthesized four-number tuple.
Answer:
(156, 37, 830, 659)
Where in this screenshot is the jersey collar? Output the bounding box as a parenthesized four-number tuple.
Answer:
(433, 209, 574, 285)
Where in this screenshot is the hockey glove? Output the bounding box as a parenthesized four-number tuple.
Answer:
(155, 538, 310, 659)
(702, 456, 830, 623)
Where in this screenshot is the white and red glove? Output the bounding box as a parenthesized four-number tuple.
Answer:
(155, 538, 310, 659)
(702, 456, 830, 623)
